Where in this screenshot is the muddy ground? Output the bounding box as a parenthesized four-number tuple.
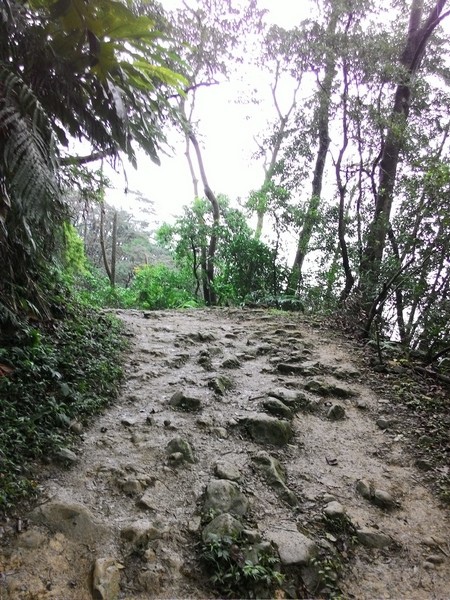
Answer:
(0, 308, 449, 599)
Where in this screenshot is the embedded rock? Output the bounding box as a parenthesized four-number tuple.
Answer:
(169, 390, 202, 412)
(262, 398, 293, 420)
(305, 379, 356, 398)
(252, 451, 297, 506)
(92, 557, 122, 600)
(356, 528, 392, 548)
(221, 356, 241, 369)
(267, 529, 318, 566)
(240, 414, 294, 447)
(208, 375, 233, 395)
(372, 489, 396, 509)
(214, 461, 241, 482)
(203, 479, 248, 517)
(323, 501, 346, 519)
(327, 404, 346, 421)
(30, 501, 107, 544)
(356, 479, 372, 500)
(202, 513, 243, 543)
(120, 520, 165, 548)
(166, 437, 195, 464)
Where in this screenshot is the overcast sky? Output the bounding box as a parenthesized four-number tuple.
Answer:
(105, 0, 311, 229)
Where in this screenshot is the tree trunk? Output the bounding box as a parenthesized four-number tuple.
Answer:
(254, 62, 299, 239)
(288, 7, 339, 294)
(100, 203, 113, 285)
(360, 0, 449, 303)
(188, 131, 219, 305)
(110, 210, 117, 288)
(335, 37, 355, 303)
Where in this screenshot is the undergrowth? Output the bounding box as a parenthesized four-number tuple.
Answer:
(0, 303, 126, 510)
(199, 532, 284, 599)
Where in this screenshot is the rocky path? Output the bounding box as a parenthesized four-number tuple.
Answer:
(1, 308, 449, 599)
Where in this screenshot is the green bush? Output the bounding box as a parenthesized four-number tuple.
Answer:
(71, 268, 135, 308)
(130, 264, 199, 309)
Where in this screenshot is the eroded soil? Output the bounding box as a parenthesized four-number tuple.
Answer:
(1, 308, 449, 599)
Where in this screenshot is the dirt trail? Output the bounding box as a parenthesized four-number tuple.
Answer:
(1, 308, 449, 599)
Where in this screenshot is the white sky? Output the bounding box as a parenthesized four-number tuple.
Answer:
(105, 0, 312, 230)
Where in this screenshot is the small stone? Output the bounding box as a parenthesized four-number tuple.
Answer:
(212, 427, 228, 439)
(356, 528, 392, 548)
(92, 557, 122, 600)
(418, 435, 434, 446)
(121, 417, 137, 426)
(323, 501, 346, 518)
(121, 477, 143, 496)
(69, 420, 83, 434)
(376, 418, 395, 430)
(423, 561, 436, 570)
(138, 491, 156, 511)
(166, 437, 195, 464)
(327, 404, 346, 421)
(421, 536, 446, 548)
(208, 376, 233, 395)
(30, 501, 107, 543)
(242, 529, 261, 543)
(168, 452, 185, 466)
(425, 554, 445, 565)
(54, 448, 78, 464)
(169, 390, 202, 412)
(356, 479, 372, 499)
(416, 458, 433, 471)
(221, 356, 241, 369)
(262, 398, 293, 420)
(322, 494, 336, 503)
(188, 516, 202, 533)
(252, 451, 298, 506)
(372, 489, 396, 509)
(214, 461, 241, 482)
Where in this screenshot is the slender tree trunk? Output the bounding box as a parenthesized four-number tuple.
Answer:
(179, 98, 219, 305)
(254, 63, 300, 239)
(288, 7, 339, 294)
(110, 210, 117, 288)
(188, 130, 219, 305)
(335, 40, 355, 303)
(100, 203, 113, 285)
(360, 0, 449, 304)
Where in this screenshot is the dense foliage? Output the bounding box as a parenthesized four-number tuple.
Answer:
(0, 303, 125, 508)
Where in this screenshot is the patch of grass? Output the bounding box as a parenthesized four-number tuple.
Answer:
(199, 532, 284, 599)
(0, 303, 126, 510)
